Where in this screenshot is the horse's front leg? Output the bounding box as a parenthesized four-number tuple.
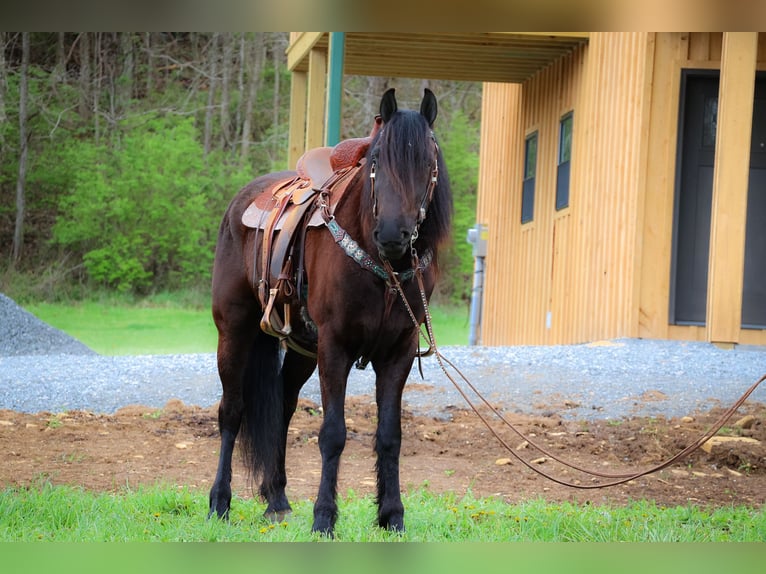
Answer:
(373, 349, 415, 532)
(312, 341, 354, 536)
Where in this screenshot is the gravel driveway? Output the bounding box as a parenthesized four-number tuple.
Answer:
(2, 293, 765, 420)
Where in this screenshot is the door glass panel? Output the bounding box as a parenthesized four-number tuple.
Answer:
(702, 96, 717, 148)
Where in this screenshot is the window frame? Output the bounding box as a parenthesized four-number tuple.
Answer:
(521, 130, 538, 224)
(555, 111, 573, 211)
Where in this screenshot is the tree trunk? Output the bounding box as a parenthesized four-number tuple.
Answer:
(118, 32, 134, 111)
(0, 32, 7, 124)
(240, 32, 264, 164)
(78, 32, 91, 120)
(12, 32, 30, 265)
(51, 31, 66, 88)
(144, 33, 154, 96)
(272, 33, 283, 159)
(235, 33, 245, 143)
(219, 32, 233, 151)
(203, 33, 220, 157)
(93, 32, 102, 141)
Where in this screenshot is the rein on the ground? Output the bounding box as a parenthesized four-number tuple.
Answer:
(388, 264, 766, 489)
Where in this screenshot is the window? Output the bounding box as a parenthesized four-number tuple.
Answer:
(521, 132, 537, 224)
(556, 112, 573, 211)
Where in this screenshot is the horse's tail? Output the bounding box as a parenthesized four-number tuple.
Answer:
(239, 327, 284, 497)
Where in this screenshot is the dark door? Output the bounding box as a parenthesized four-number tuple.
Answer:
(672, 74, 718, 325)
(672, 72, 766, 328)
(742, 86, 766, 328)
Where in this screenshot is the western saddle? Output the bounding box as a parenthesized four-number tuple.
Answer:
(241, 116, 382, 354)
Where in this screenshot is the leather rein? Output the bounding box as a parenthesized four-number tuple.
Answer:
(389, 265, 766, 488)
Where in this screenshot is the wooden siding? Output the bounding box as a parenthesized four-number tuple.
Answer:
(706, 33, 758, 344)
(570, 33, 650, 345)
(479, 34, 650, 345)
(476, 83, 522, 345)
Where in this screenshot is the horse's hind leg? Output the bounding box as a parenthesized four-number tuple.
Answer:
(208, 325, 256, 519)
(261, 349, 316, 522)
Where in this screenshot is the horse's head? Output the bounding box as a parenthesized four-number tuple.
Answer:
(365, 88, 449, 262)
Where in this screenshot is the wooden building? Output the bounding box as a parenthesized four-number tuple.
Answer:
(287, 33, 766, 347)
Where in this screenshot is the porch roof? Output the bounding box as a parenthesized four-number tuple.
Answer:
(287, 32, 588, 83)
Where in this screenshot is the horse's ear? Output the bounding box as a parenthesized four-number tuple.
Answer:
(380, 88, 397, 123)
(420, 88, 437, 127)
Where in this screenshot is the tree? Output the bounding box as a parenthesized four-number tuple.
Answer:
(0, 32, 6, 124)
(78, 33, 91, 120)
(11, 32, 29, 266)
(219, 32, 233, 150)
(203, 33, 219, 156)
(240, 33, 264, 164)
(117, 32, 134, 111)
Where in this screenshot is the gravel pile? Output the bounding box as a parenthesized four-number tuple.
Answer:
(0, 293, 95, 356)
(1, 292, 764, 420)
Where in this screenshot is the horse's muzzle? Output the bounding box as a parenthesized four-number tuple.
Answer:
(374, 227, 412, 261)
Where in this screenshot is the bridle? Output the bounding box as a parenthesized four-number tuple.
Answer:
(322, 126, 440, 286)
(368, 129, 440, 239)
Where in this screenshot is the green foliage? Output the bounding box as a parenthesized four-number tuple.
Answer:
(437, 109, 480, 305)
(50, 114, 249, 293)
(1, 34, 479, 302)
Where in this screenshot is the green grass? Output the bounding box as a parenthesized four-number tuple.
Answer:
(1, 483, 764, 542)
(26, 300, 219, 355)
(25, 298, 470, 355)
(425, 304, 471, 346)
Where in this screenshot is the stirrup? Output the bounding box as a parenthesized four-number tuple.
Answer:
(260, 288, 292, 339)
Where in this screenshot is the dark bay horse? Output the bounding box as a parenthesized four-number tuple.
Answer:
(208, 88, 452, 535)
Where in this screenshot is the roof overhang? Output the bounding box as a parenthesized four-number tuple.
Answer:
(287, 32, 589, 83)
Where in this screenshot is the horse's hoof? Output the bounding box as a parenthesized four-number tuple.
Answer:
(264, 509, 292, 523)
(379, 512, 405, 532)
(208, 507, 229, 521)
(382, 520, 405, 533)
(312, 506, 337, 537)
(208, 496, 231, 520)
(311, 514, 335, 538)
(311, 524, 335, 539)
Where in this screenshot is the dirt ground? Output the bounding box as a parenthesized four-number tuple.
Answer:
(1, 395, 764, 509)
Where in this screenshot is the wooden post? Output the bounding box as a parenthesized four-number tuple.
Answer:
(706, 32, 758, 346)
(287, 71, 307, 169)
(306, 47, 327, 151)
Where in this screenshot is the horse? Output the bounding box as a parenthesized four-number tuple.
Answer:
(207, 88, 452, 536)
